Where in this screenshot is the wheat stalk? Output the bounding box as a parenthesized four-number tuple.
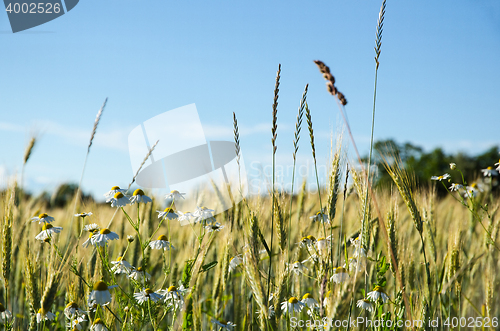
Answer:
(267, 64, 281, 302)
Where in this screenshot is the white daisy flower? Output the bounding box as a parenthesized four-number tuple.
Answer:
(35, 223, 63, 242)
(315, 237, 331, 256)
(36, 308, 56, 323)
(88, 281, 117, 307)
(301, 293, 319, 308)
(346, 257, 366, 272)
(161, 285, 188, 309)
(367, 286, 389, 304)
(205, 222, 224, 232)
(350, 236, 361, 248)
(165, 190, 185, 201)
(129, 267, 151, 283)
(106, 192, 130, 207)
(465, 183, 483, 198)
(431, 173, 451, 181)
(356, 298, 374, 313)
(306, 306, 320, 317)
(74, 212, 93, 218)
(350, 236, 366, 258)
(310, 211, 330, 224)
(193, 206, 215, 224)
(134, 288, 163, 304)
(281, 297, 305, 315)
(127, 235, 135, 242)
(482, 166, 499, 177)
(104, 186, 127, 198)
(31, 213, 55, 224)
(130, 189, 153, 205)
(331, 267, 350, 284)
(298, 235, 316, 248)
(91, 228, 119, 247)
(157, 207, 178, 220)
(0, 303, 12, 324)
(64, 301, 86, 320)
(288, 260, 308, 275)
(66, 319, 83, 331)
(353, 246, 367, 258)
(110, 257, 133, 275)
(229, 255, 243, 272)
(177, 211, 194, 223)
(495, 159, 500, 171)
(449, 163, 457, 170)
(148, 235, 174, 250)
(449, 183, 463, 192)
(82, 231, 97, 248)
(83, 223, 100, 232)
(90, 318, 108, 331)
(211, 319, 236, 330)
(257, 305, 275, 320)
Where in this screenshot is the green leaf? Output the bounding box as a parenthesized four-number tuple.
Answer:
(182, 293, 193, 330)
(201, 261, 218, 273)
(181, 259, 195, 288)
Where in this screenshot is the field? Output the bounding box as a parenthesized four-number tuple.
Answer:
(1, 152, 499, 330)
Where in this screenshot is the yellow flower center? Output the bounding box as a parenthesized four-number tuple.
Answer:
(114, 192, 124, 199)
(168, 285, 177, 292)
(171, 190, 179, 194)
(219, 319, 228, 325)
(93, 318, 104, 325)
(0, 303, 5, 312)
(133, 189, 144, 196)
(39, 213, 48, 218)
(42, 224, 53, 231)
(116, 256, 123, 261)
(37, 308, 46, 315)
(302, 293, 313, 300)
(373, 285, 383, 292)
(317, 237, 325, 241)
(306, 235, 316, 241)
(145, 288, 153, 295)
(471, 183, 477, 188)
(100, 228, 111, 234)
(66, 302, 78, 309)
(93, 281, 108, 291)
(288, 297, 299, 304)
(487, 166, 493, 170)
(111, 186, 120, 190)
(163, 207, 174, 213)
(335, 267, 347, 274)
(157, 235, 168, 241)
(137, 267, 143, 272)
(293, 261, 300, 265)
(363, 298, 370, 303)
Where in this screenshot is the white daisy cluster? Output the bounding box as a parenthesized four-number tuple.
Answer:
(104, 186, 153, 207)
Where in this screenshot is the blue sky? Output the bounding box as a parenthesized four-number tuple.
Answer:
(0, 0, 499, 199)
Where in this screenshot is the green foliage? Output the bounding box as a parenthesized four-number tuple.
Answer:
(181, 259, 194, 288)
(371, 139, 499, 193)
(375, 253, 389, 287)
(200, 261, 218, 273)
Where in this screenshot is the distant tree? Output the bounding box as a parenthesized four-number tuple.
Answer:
(368, 139, 499, 195)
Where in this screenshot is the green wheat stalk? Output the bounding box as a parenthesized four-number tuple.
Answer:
(267, 64, 281, 303)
